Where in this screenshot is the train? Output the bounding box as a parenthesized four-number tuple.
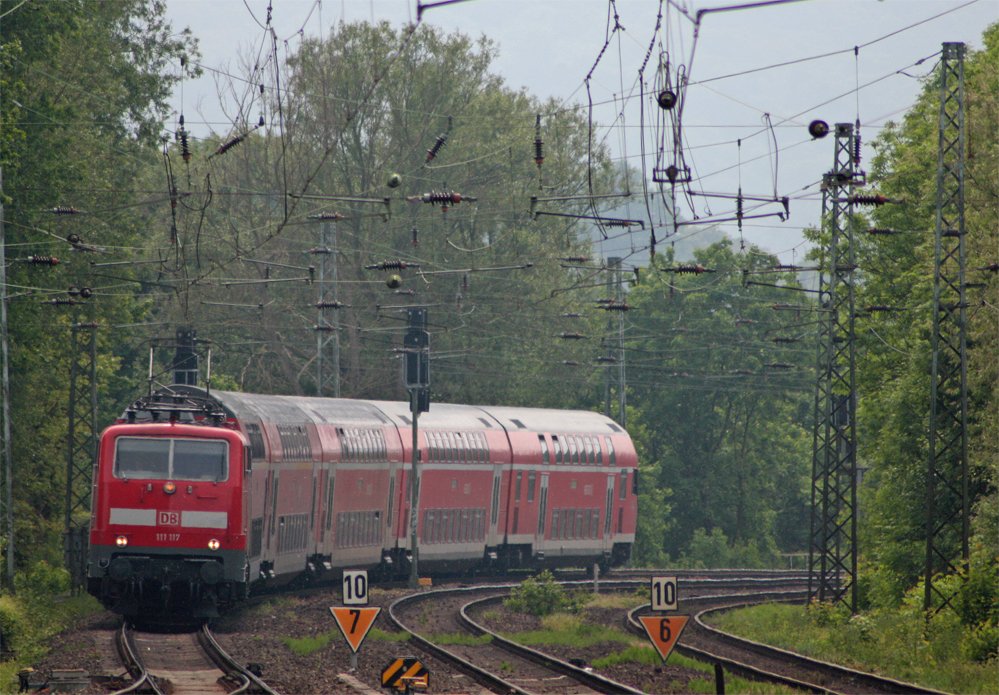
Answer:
(86, 384, 638, 617)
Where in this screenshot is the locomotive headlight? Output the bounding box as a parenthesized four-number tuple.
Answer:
(207, 538, 220, 551)
(115, 535, 128, 548)
(163, 481, 176, 494)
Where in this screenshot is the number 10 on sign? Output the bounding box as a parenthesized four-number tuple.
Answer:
(651, 576, 678, 612)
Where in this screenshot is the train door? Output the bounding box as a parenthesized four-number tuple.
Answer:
(603, 473, 615, 550)
(535, 473, 549, 553)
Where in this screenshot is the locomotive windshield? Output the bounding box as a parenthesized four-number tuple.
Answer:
(114, 437, 228, 481)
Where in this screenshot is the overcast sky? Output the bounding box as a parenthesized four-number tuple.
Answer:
(163, 0, 997, 260)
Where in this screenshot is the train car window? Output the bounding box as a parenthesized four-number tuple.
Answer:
(325, 474, 335, 531)
(386, 476, 394, 528)
(244, 449, 252, 474)
(552, 436, 562, 464)
(551, 510, 560, 539)
(244, 423, 266, 460)
(270, 477, 280, 538)
(567, 437, 577, 464)
(594, 437, 603, 464)
(538, 435, 550, 464)
(515, 472, 523, 501)
(591, 510, 600, 538)
(605, 436, 616, 466)
(490, 475, 501, 525)
(114, 438, 169, 479)
(174, 440, 228, 481)
(632, 468, 639, 495)
(620, 470, 628, 499)
(527, 471, 536, 502)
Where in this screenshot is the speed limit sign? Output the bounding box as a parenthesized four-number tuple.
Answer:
(650, 576, 678, 612)
(342, 570, 369, 606)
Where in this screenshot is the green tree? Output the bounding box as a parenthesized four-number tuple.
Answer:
(1, 0, 195, 570)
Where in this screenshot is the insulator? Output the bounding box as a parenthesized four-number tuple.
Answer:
(259, 84, 265, 94)
(307, 246, 332, 255)
(559, 332, 587, 340)
(596, 356, 617, 364)
(411, 227, 419, 246)
(315, 300, 344, 309)
(258, 115, 265, 127)
(534, 114, 544, 167)
(366, 260, 410, 271)
(772, 337, 798, 343)
(66, 233, 82, 245)
(773, 264, 800, 271)
(313, 325, 337, 332)
(394, 289, 416, 296)
(854, 119, 862, 165)
(561, 312, 582, 318)
(600, 302, 630, 312)
(559, 256, 590, 264)
(461, 273, 469, 292)
(417, 190, 469, 206)
(561, 360, 580, 366)
(311, 211, 344, 220)
(978, 262, 999, 273)
(735, 318, 756, 325)
(215, 133, 246, 156)
(865, 305, 899, 313)
(665, 165, 679, 182)
(68, 286, 93, 298)
(426, 132, 448, 163)
(673, 264, 709, 274)
(27, 256, 60, 266)
(49, 206, 80, 215)
(867, 228, 897, 235)
(656, 89, 677, 110)
(179, 128, 191, 162)
(849, 194, 889, 206)
(45, 298, 78, 306)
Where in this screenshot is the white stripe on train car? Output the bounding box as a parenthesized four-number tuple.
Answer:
(181, 510, 228, 528)
(109, 508, 156, 526)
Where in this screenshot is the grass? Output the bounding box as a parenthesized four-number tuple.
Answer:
(502, 612, 634, 648)
(710, 603, 999, 695)
(368, 627, 411, 642)
(281, 631, 335, 656)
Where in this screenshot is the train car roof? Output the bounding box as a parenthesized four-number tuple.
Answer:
(137, 386, 626, 437)
(477, 405, 625, 435)
(366, 400, 502, 430)
(210, 390, 393, 426)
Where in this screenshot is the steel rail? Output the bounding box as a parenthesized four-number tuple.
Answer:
(111, 622, 165, 695)
(198, 623, 281, 695)
(625, 591, 949, 695)
(460, 593, 644, 695)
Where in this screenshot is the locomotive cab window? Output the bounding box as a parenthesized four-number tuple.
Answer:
(115, 437, 228, 482)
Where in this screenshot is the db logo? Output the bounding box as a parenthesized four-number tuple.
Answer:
(158, 511, 180, 526)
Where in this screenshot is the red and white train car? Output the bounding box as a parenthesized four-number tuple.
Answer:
(87, 386, 637, 617)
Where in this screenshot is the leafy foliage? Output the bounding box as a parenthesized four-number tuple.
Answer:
(504, 570, 582, 616)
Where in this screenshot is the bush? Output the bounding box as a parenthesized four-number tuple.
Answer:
(0, 596, 26, 655)
(504, 570, 581, 616)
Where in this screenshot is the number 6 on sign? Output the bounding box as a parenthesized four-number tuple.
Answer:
(638, 615, 689, 662)
(650, 576, 678, 611)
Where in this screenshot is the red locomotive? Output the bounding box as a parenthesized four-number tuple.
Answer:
(87, 385, 638, 617)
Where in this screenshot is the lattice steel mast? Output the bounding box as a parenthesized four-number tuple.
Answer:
(64, 322, 98, 591)
(925, 42, 969, 614)
(312, 218, 341, 397)
(809, 123, 859, 612)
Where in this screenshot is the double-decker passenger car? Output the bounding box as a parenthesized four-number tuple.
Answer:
(87, 386, 637, 617)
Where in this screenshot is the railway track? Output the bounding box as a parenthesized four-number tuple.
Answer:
(626, 590, 949, 695)
(389, 583, 645, 694)
(114, 621, 277, 694)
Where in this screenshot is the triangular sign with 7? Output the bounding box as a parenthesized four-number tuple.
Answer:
(639, 615, 689, 661)
(330, 606, 381, 653)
